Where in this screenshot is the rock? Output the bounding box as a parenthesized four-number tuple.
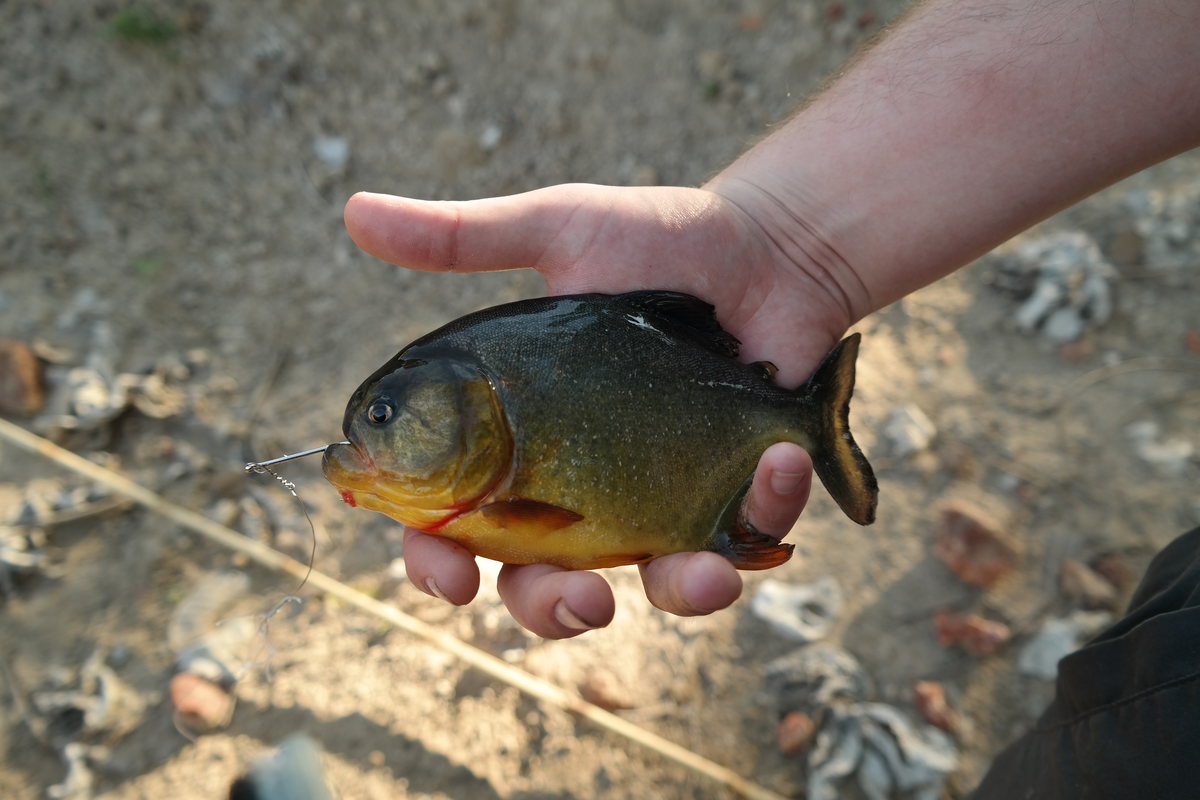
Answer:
(229, 735, 333, 800)
(0, 340, 45, 415)
(36, 352, 194, 438)
(1041, 307, 1085, 343)
(1060, 559, 1119, 610)
(999, 231, 1117, 342)
(1017, 611, 1112, 680)
(751, 576, 843, 642)
(170, 673, 236, 733)
(579, 668, 635, 711)
(1126, 185, 1200, 270)
(312, 135, 350, 168)
(0, 524, 47, 593)
(31, 650, 148, 740)
(46, 743, 93, 800)
(1187, 330, 1200, 356)
(912, 681, 956, 733)
(478, 123, 503, 152)
(1090, 553, 1136, 594)
(932, 501, 1022, 588)
(765, 644, 870, 711)
(883, 403, 937, 457)
(777, 710, 817, 755)
(767, 646, 957, 800)
(933, 610, 1012, 657)
(167, 570, 262, 734)
(1126, 419, 1194, 476)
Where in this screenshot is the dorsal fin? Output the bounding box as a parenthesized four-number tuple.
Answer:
(616, 291, 741, 358)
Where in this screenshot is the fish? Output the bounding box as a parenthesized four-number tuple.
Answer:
(322, 291, 877, 570)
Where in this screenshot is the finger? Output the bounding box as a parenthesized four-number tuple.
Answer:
(403, 528, 481, 605)
(496, 564, 616, 639)
(344, 186, 595, 275)
(639, 551, 743, 616)
(744, 442, 814, 538)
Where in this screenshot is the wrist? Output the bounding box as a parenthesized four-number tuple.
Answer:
(704, 170, 873, 329)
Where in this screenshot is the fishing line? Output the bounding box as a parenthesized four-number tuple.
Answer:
(246, 461, 317, 594)
(243, 442, 346, 592)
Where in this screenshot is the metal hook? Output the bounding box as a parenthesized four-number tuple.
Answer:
(244, 443, 350, 473)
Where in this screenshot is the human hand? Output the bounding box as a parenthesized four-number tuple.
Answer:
(343, 183, 857, 638)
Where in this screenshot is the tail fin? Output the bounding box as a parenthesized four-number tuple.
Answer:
(801, 333, 878, 525)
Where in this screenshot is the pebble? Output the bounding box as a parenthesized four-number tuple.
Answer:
(1186, 330, 1200, 355)
(751, 576, 843, 642)
(1017, 611, 1112, 680)
(1126, 419, 1194, 476)
(478, 123, 503, 152)
(0, 340, 45, 416)
(170, 673, 236, 733)
(1041, 307, 1085, 343)
(932, 501, 1022, 589)
(767, 646, 957, 800)
(312, 135, 350, 168)
(1090, 553, 1135, 594)
(1002, 231, 1116, 342)
(933, 610, 1012, 657)
(231, 735, 333, 800)
(579, 668, 635, 711)
(1060, 559, 1119, 610)
(912, 681, 956, 732)
(776, 711, 817, 755)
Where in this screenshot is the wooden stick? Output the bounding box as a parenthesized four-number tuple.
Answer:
(0, 417, 789, 800)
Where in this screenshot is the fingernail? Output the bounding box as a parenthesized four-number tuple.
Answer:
(771, 471, 806, 496)
(424, 577, 449, 602)
(553, 600, 597, 631)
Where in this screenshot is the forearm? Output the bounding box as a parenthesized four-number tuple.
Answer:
(708, 0, 1200, 322)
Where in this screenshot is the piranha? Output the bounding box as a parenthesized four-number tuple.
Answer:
(322, 291, 877, 571)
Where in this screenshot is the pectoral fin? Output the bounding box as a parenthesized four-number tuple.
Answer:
(706, 476, 794, 570)
(480, 499, 584, 537)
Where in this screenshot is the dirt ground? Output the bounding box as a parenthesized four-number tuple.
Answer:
(2, 2, 1198, 799)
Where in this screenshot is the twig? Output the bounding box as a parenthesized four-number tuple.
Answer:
(0, 416, 789, 800)
(1040, 356, 1200, 415)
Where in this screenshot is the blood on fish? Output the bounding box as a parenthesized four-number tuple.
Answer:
(339, 490, 357, 507)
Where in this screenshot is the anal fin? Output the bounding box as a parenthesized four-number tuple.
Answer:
(707, 476, 794, 570)
(710, 522, 795, 570)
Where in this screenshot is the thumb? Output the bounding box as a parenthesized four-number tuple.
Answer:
(344, 186, 594, 275)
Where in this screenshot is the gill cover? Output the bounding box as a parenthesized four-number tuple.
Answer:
(326, 354, 512, 529)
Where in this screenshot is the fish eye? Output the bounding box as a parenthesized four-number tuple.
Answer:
(366, 400, 394, 425)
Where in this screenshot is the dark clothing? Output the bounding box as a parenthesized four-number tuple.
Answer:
(972, 526, 1200, 799)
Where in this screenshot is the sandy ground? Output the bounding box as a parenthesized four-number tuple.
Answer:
(2, 2, 1198, 798)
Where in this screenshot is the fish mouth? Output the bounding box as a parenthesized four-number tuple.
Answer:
(321, 440, 377, 493)
(321, 441, 395, 513)
(321, 440, 459, 528)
